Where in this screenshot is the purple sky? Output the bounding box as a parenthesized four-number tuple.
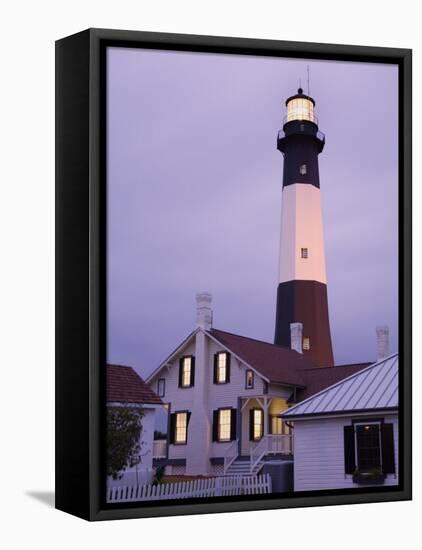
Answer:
(106, 47, 398, 379)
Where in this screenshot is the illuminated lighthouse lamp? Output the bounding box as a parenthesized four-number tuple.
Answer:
(284, 87, 317, 124)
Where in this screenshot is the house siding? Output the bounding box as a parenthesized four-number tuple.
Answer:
(292, 413, 399, 491)
(148, 334, 283, 472)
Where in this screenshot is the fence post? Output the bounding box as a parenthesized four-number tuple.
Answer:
(214, 477, 222, 497)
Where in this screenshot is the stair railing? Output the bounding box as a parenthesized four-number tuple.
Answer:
(223, 439, 239, 474)
(250, 435, 269, 474)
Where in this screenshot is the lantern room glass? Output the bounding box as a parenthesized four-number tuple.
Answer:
(286, 97, 316, 123)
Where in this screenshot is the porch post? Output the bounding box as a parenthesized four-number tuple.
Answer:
(237, 397, 242, 455)
(263, 397, 269, 437)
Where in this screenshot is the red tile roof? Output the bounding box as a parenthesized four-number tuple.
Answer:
(107, 364, 163, 405)
(210, 329, 316, 386)
(210, 329, 370, 398)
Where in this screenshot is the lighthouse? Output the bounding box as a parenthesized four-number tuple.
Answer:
(274, 88, 334, 367)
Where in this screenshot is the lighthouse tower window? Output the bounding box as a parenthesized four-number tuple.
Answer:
(299, 163, 307, 175)
(303, 338, 310, 350)
(301, 247, 309, 259)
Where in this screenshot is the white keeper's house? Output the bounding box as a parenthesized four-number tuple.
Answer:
(282, 353, 399, 491)
(146, 292, 372, 478)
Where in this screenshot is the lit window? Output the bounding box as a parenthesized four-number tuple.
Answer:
(180, 356, 193, 387)
(301, 247, 308, 259)
(271, 416, 283, 435)
(157, 378, 165, 397)
(245, 369, 254, 389)
(355, 423, 381, 470)
(299, 164, 307, 175)
(175, 412, 188, 444)
(218, 409, 232, 442)
(252, 409, 263, 441)
(303, 337, 310, 350)
(216, 352, 227, 383)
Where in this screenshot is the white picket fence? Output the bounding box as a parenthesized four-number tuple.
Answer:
(107, 473, 272, 503)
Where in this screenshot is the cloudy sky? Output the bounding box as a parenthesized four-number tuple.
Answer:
(106, 46, 398, 379)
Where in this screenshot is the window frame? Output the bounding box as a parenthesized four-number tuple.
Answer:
(157, 377, 166, 397)
(251, 407, 264, 441)
(301, 247, 308, 259)
(179, 355, 194, 388)
(354, 420, 383, 471)
(215, 352, 228, 384)
(245, 369, 254, 389)
(217, 407, 232, 442)
(299, 163, 307, 175)
(173, 410, 189, 445)
(270, 414, 283, 435)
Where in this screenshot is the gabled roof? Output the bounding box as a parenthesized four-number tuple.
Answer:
(107, 364, 163, 405)
(296, 362, 372, 401)
(209, 328, 317, 386)
(146, 329, 198, 384)
(283, 353, 398, 418)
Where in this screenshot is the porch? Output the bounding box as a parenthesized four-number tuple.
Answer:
(223, 394, 293, 475)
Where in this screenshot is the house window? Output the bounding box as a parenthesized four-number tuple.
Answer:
(245, 369, 254, 389)
(215, 352, 228, 383)
(212, 408, 236, 442)
(301, 247, 308, 259)
(218, 409, 232, 442)
(213, 352, 230, 384)
(157, 378, 165, 397)
(355, 423, 381, 470)
(179, 356, 194, 388)
(270, 415, 283, 435)
(344, 421, 395, 478)
(303, 337, 310, 350)
(299, 163, 307, 175)
(175, 412, 188, 444)
(251, 408, 264, 441)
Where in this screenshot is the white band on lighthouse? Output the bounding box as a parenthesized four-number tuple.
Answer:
(278, 183, 327, 284)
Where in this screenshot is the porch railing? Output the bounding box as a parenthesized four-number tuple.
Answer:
(153, 439, 167, 459)
(267, 434, 293, 454)
(223, 439, 238, 474)
(250, 435, 293, 474)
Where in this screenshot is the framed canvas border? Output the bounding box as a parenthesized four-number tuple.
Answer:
(55, 28, 412, 521)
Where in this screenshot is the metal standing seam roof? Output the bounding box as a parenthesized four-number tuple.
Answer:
(282, 353, 398, 418)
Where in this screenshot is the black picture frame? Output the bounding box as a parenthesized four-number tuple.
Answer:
(55, 28, 412, 521)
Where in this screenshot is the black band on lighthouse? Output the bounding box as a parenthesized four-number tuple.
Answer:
(274, 280, 334, 367)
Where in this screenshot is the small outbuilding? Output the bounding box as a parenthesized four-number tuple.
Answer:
(282, 354, 399, 491)
(107, 364, 163, 487)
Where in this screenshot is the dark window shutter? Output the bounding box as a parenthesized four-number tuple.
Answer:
(190, 356, 195, 387)
(187, 411, 192, 425)
(178, 359, 183, 387)
(268, 415, 273, 435)
(249, 409, 255, 441)
(344, 425, 356, 474)
(213, 354, 218, 384)
(169, 413, 176, 444)
(230, 408, 237, 440)
(226, 354, 231, 383)
(212, 410, 219, 442)
(381, 423, 395, 474)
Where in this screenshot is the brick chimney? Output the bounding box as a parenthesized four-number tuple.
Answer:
(290, 322, 303, 354)
(376, 325, 390, 360)
(196, 292, 213, 330)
